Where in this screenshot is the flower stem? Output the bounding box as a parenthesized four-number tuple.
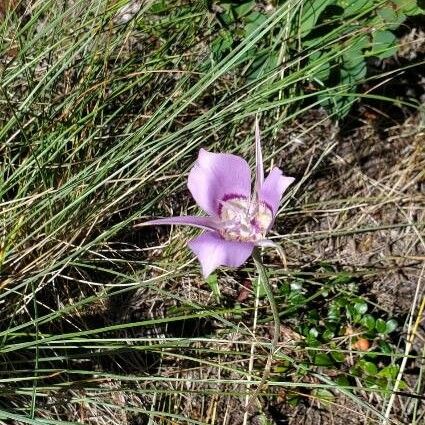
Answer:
(248, 247, 281, 408)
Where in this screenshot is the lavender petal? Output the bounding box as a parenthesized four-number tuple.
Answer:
(188, 148, 251, 217)
(136, 216, 220, 231)
(188, 231, 254, 278)
(259, 167, 295, 215)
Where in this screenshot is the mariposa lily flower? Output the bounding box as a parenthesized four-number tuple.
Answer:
(138, 120, 294, 277)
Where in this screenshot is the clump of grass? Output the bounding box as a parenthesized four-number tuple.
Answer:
(0, 0, 424, 424)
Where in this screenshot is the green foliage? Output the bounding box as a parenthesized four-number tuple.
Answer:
(311, 387, 335, 404)
(252, 274, 268, 298)
(277, 264, 401, 394)
(206, 273, 221, 300)
(299, 0, 336, 37)
(211, 0, 425, 117)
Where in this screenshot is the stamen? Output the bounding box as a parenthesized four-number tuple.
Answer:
(219, 195, 273, 242)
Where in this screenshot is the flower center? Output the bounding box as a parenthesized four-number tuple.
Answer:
(219, 195, 273, 242)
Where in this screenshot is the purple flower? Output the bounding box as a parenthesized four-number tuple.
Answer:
(140, 120, 295, 278)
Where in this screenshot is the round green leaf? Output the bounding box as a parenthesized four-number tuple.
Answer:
(360, 360, 378, 376)
(354, 301, 368, 315)
(322, 329, 335, 341)
(299, 0, 335, 37)
(233, 1, 255, 18)
(336, 375, 351, 387)
(379, 340, 392, 354)
(311, 388, 335, 404)
(331, 350, 345, 363)
(385, 319, 398, 334)
(314, 353, 334, 366)
(328, 303, 341, 323)
(378, 364, 399, 380)
(244, 11, 268, 36)
(375, 318, 387, 334)
(309, 327, 319, 338)
(361, 314, 375, 331)
(369, 30, 397, 59)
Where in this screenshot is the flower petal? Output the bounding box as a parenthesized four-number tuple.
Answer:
(136, 216, 220, 232)
(188, 231, 254, 278)
(188, 149, 251, 217)
(259, 167, 295, 215)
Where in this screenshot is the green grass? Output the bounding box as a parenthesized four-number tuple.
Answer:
(1, 0, 424, 424)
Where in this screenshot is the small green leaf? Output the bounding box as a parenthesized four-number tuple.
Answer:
(280, 282, 291, 295)
(233, 1, 255, 18)
(331, 350, 345, 363)
(274, 365, 289, 373)
(246, 50, 278, 81)
(318, 89, 352, 119)
(309, 50, 331, 82)
(211, 30, 233, 57)
(297, 363, 309, 376)
(220, 9, 235, 26)
(206, 273, 220, 299)
(331, 271, 353, 284)
(314, 353, 334, 366)
(378, 6, 406, 30)
(354, 301, 368, 315)
(363, 376, 380, 388)
(347, 34, 369, 57)
(336, 375, 351, 388)
(311, 388, 335, 405)
(309, 327, 319, 338)
(341, 58, 367, 84)
(306, 333, 320, 347)
(375, 377, 392, 390)
(346, 304, 356, 321)
(299, 0, 335, 37)
(375, 318, 387, 334)
(379, 340, 392, 354)
(327, 302, 341, 323)
(385, 319, 398, 334)
(307, 309, 320, 322)
(360, 360, 378, 375)
(378, 364, 399, 380)
(233, 302, 243, 319)
(322, 329, 335, 341)
(287, 393, 300, 406)
(288, 291, 307, 306)
(398, 380, 408, 390)
(244, 11, 268, 36)
(377, 6, 400, 25)
(369, 30, 397, 59)
(361, 314, 375, 331)
(150, 0, 168, 13)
